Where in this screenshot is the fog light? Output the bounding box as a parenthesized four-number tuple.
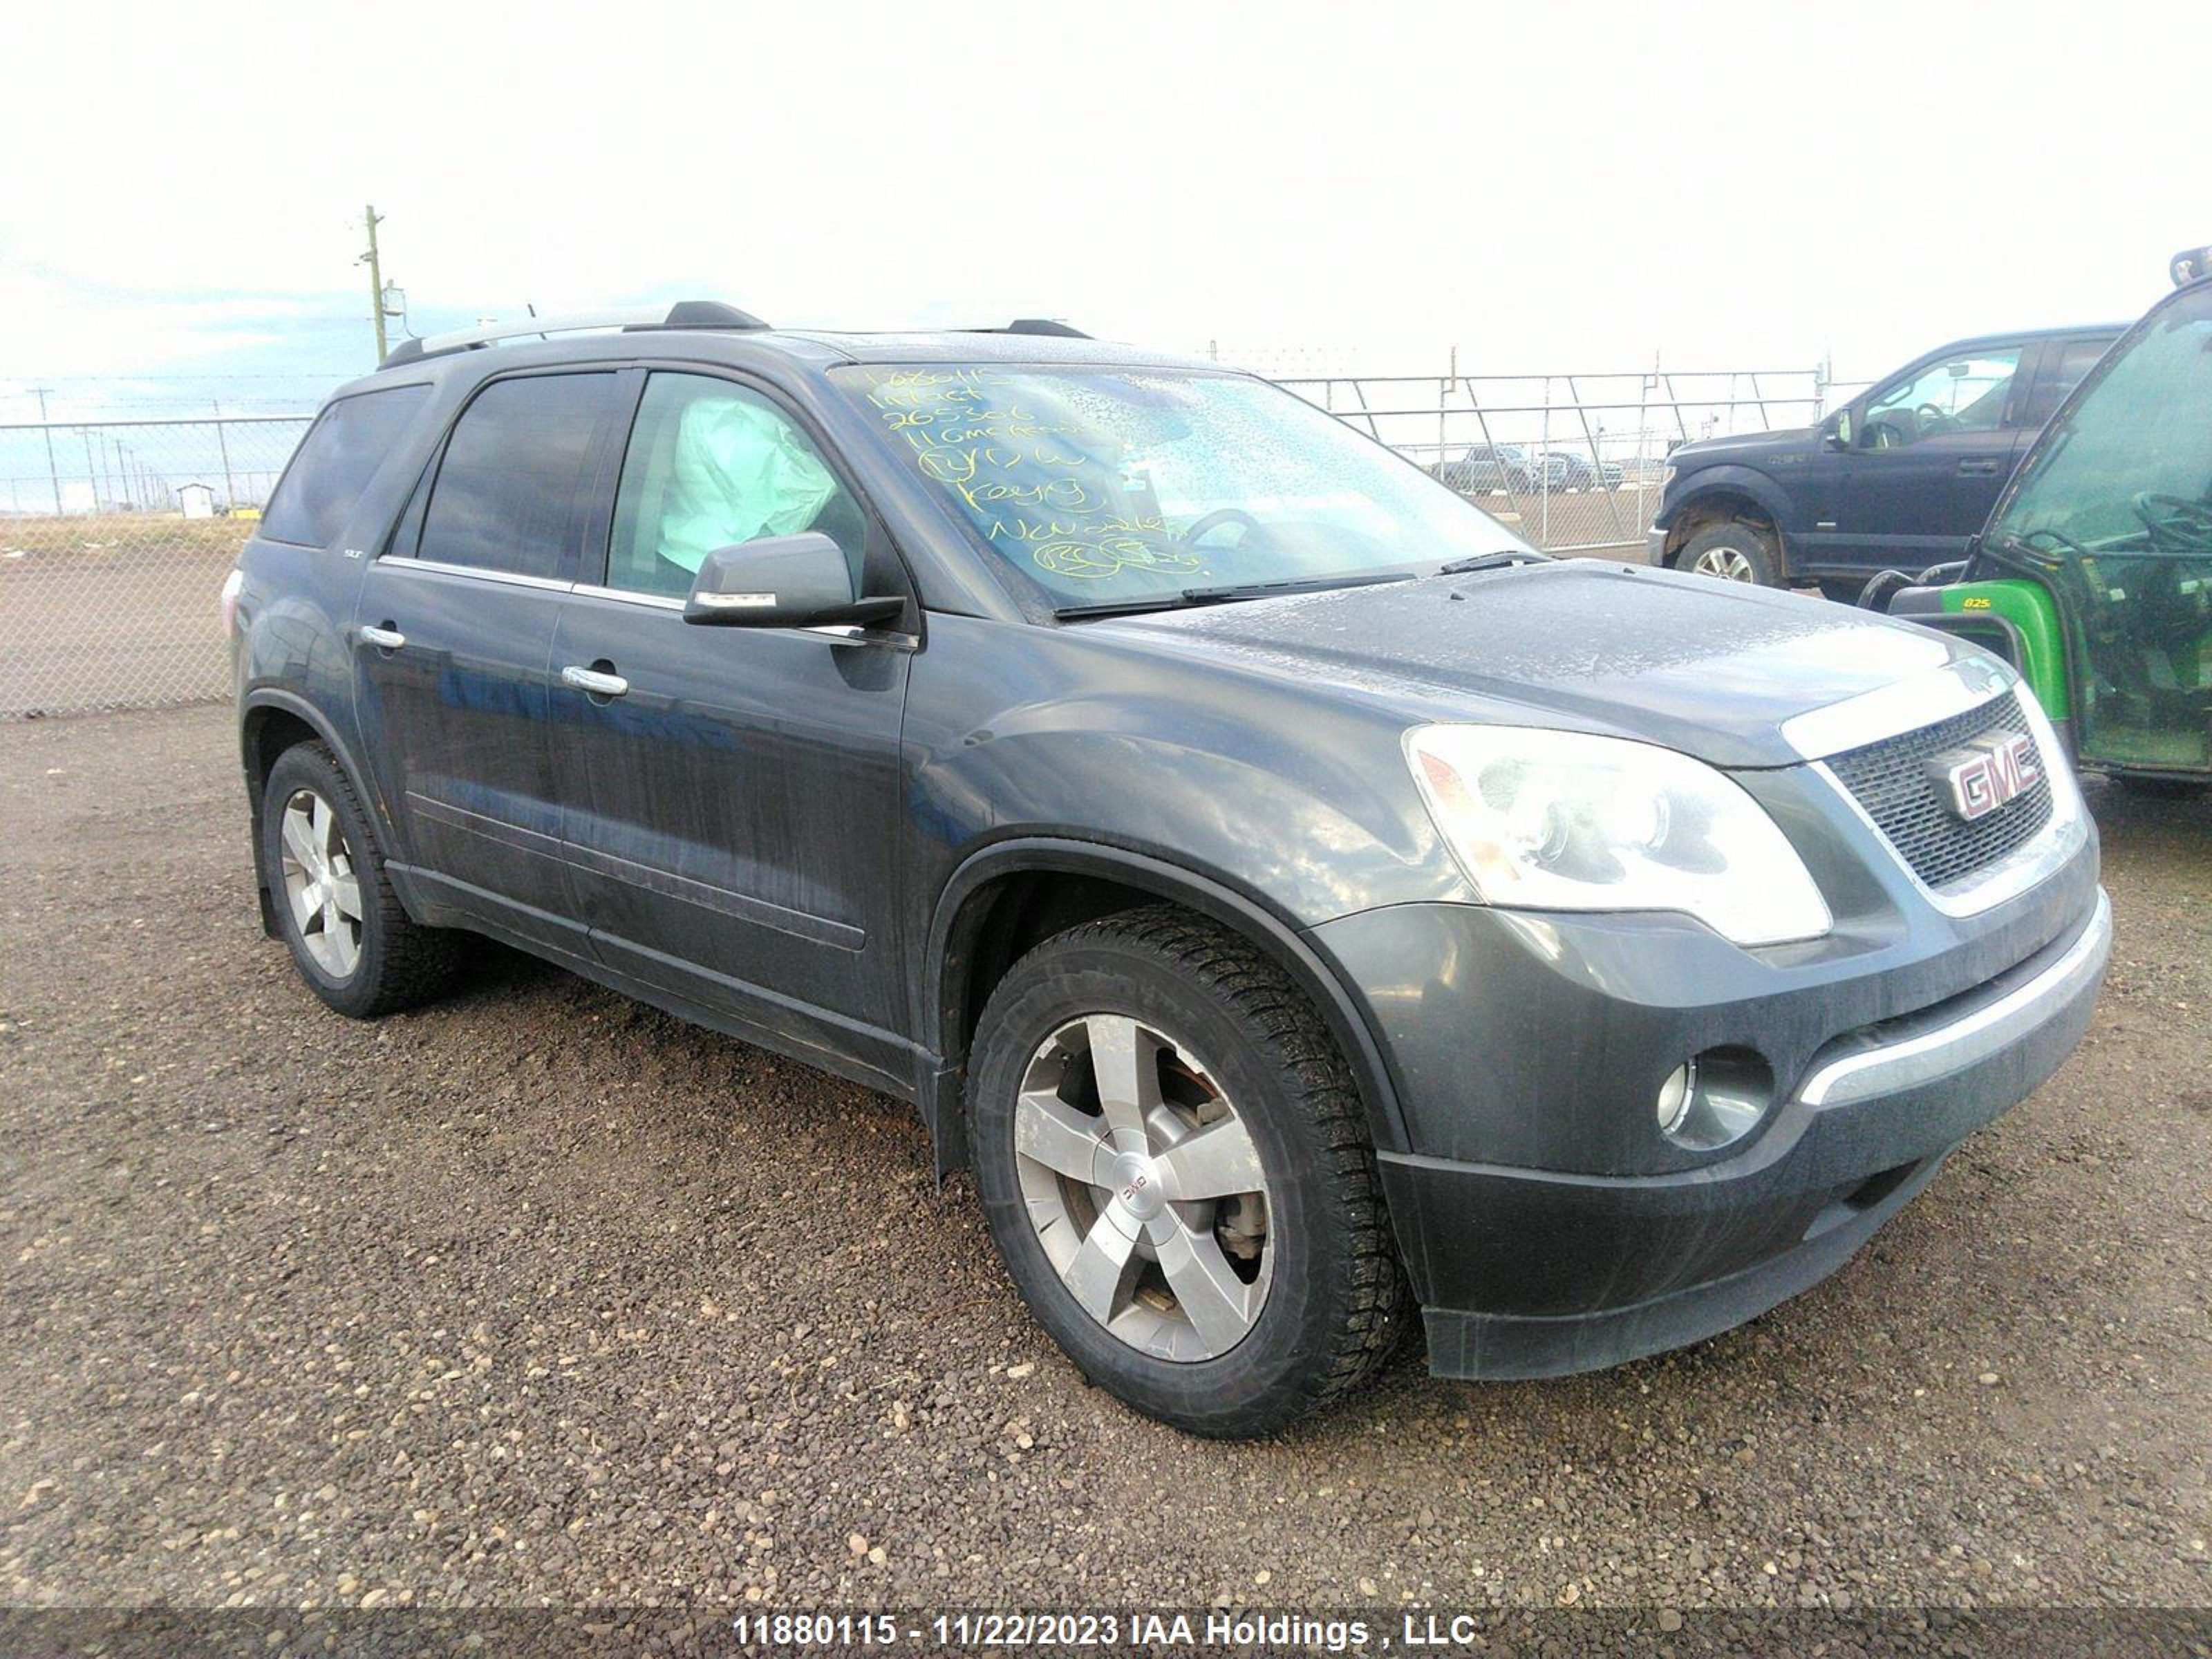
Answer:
(1656, 1060, 1698, 1136)
(1655, 1048, 1772, 1152)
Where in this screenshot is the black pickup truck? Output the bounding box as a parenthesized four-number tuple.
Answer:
(1649, 324, 2121, 596)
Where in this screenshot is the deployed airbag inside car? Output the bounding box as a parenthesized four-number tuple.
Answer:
(653, 395, 838, 572)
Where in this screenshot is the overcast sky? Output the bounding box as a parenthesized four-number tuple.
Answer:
(1, 0, 2197, 416)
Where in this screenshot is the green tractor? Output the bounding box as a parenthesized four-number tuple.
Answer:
(1862, 249, 2212, 786)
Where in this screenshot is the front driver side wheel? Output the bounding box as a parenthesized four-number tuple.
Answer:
(1678, 521, 1783, 587)
(968, 906, 1407, 1437)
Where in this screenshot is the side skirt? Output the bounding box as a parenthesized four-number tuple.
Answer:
(387, 861, 930, 1112)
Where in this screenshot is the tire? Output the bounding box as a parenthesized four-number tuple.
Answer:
(967, 906, 1407, 1437)
(260, 741, 462, 1019)
(1677, 521, 1783, 587)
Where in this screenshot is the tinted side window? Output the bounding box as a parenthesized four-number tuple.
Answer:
(2021, 337, 2115, 427)
(261, 385, 429, 547)
(605, 372, 867, 599)
(419, 373, 619, 579)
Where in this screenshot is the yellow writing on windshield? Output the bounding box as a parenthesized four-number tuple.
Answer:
(863, 368, 1199, 581)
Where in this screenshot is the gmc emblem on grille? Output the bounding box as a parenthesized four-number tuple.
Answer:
(1929, 731, 2041, 821)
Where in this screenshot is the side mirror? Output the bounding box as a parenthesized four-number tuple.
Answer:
(682, 532, 904, 629)
(1821, 411, 1853, 451)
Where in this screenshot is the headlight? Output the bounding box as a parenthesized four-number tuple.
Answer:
(1661, 465, 1676, 488)
(1404, 725, 1832, 946)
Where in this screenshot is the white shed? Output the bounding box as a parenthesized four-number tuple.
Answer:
(178, 482, 216, 519)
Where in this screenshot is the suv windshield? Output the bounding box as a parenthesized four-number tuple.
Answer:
(833, 366, 1530, 608)
(1987, 283, 2212, 773)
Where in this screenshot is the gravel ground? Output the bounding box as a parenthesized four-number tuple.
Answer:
(1, 704, 2206, 1621)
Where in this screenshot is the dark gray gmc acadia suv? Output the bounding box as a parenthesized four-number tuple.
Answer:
(228, 303, 2111, 1436)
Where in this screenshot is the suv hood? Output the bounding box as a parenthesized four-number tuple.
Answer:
(1096, 561, 1960, 769)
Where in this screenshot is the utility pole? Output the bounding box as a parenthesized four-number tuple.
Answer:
(30, 386, 62, 515)
(362, 204, 388, 364)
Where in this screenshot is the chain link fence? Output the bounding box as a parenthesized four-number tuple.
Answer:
(1268, 365, 1833, 556)
(0, 362, 1848, 718)
(0, 415, 308, 718)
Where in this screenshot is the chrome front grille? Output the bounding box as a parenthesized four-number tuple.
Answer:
(1825, 691, 2054, 890)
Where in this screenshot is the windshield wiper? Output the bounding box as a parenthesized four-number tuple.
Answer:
(1177, 572, 1414, 604)
(1054, 570, 1412, 620)
(1435, 550, 1550, 576)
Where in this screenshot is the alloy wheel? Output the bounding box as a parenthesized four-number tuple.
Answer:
(1012, 1013, 1273, 1361)
(278, 788, 364, 978)
(1691, 544, 1759, 581)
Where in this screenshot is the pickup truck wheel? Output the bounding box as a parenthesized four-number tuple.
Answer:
(261, 742, 462, 1020)
(1679, 521, 1781, 586)
(968, 906, 1406, 1437)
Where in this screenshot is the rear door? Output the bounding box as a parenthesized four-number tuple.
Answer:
(1823, 342, 2029, 572)
(353, 369, 624, 955)
(549, 368, 917, 1089)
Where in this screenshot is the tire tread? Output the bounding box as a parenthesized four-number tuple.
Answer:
(973, 903, 1407, 1434)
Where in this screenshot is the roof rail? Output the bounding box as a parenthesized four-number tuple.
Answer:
(964, 318, 1091, 339)
(381, 301, 772, 368)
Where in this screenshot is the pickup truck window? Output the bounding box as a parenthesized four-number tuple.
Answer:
(1862, 349, 2021, 449)
(2019, 337, 2115, 428)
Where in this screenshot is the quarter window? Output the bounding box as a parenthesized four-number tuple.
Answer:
(261, 384, 429, 547)
(419, 373, 621, 579)
(606, 373, 865, 599)
(1861, 350, 2022, 449)
(2020, 337, 2113, 427)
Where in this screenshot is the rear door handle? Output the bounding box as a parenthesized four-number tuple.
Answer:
(358, 624, 406, 650)
(1956, 458, 2004, 477)
(561, 664, 630, 698)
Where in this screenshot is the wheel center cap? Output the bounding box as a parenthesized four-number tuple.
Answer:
(1107, 1150, 1165, 1221)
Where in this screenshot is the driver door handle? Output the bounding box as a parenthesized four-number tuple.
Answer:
(1956, 457, 2004, 477)
(561, 664, 629, 698)
(358, 624, 406, 650)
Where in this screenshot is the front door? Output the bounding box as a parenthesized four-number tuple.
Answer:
(353, 368, 625, 955)
(550, 369, 917, 1088)
(1821, 344, 2028, 574)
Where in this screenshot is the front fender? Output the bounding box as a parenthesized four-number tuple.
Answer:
(901, 616, 1468, 926)
(1656, 465, 1795, 550)
(920, 836, 1418, 1161)
(901, 614, 1478, 1164)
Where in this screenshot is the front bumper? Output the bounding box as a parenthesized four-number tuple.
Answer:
(1315, 885, 2110, 1380)
(1644, 523, 1670, 566)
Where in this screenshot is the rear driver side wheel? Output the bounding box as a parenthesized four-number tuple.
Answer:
(968, 906, 1407, 1436)
(1678, 521, 1782, 587)
(260, 742, 462, 1020)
